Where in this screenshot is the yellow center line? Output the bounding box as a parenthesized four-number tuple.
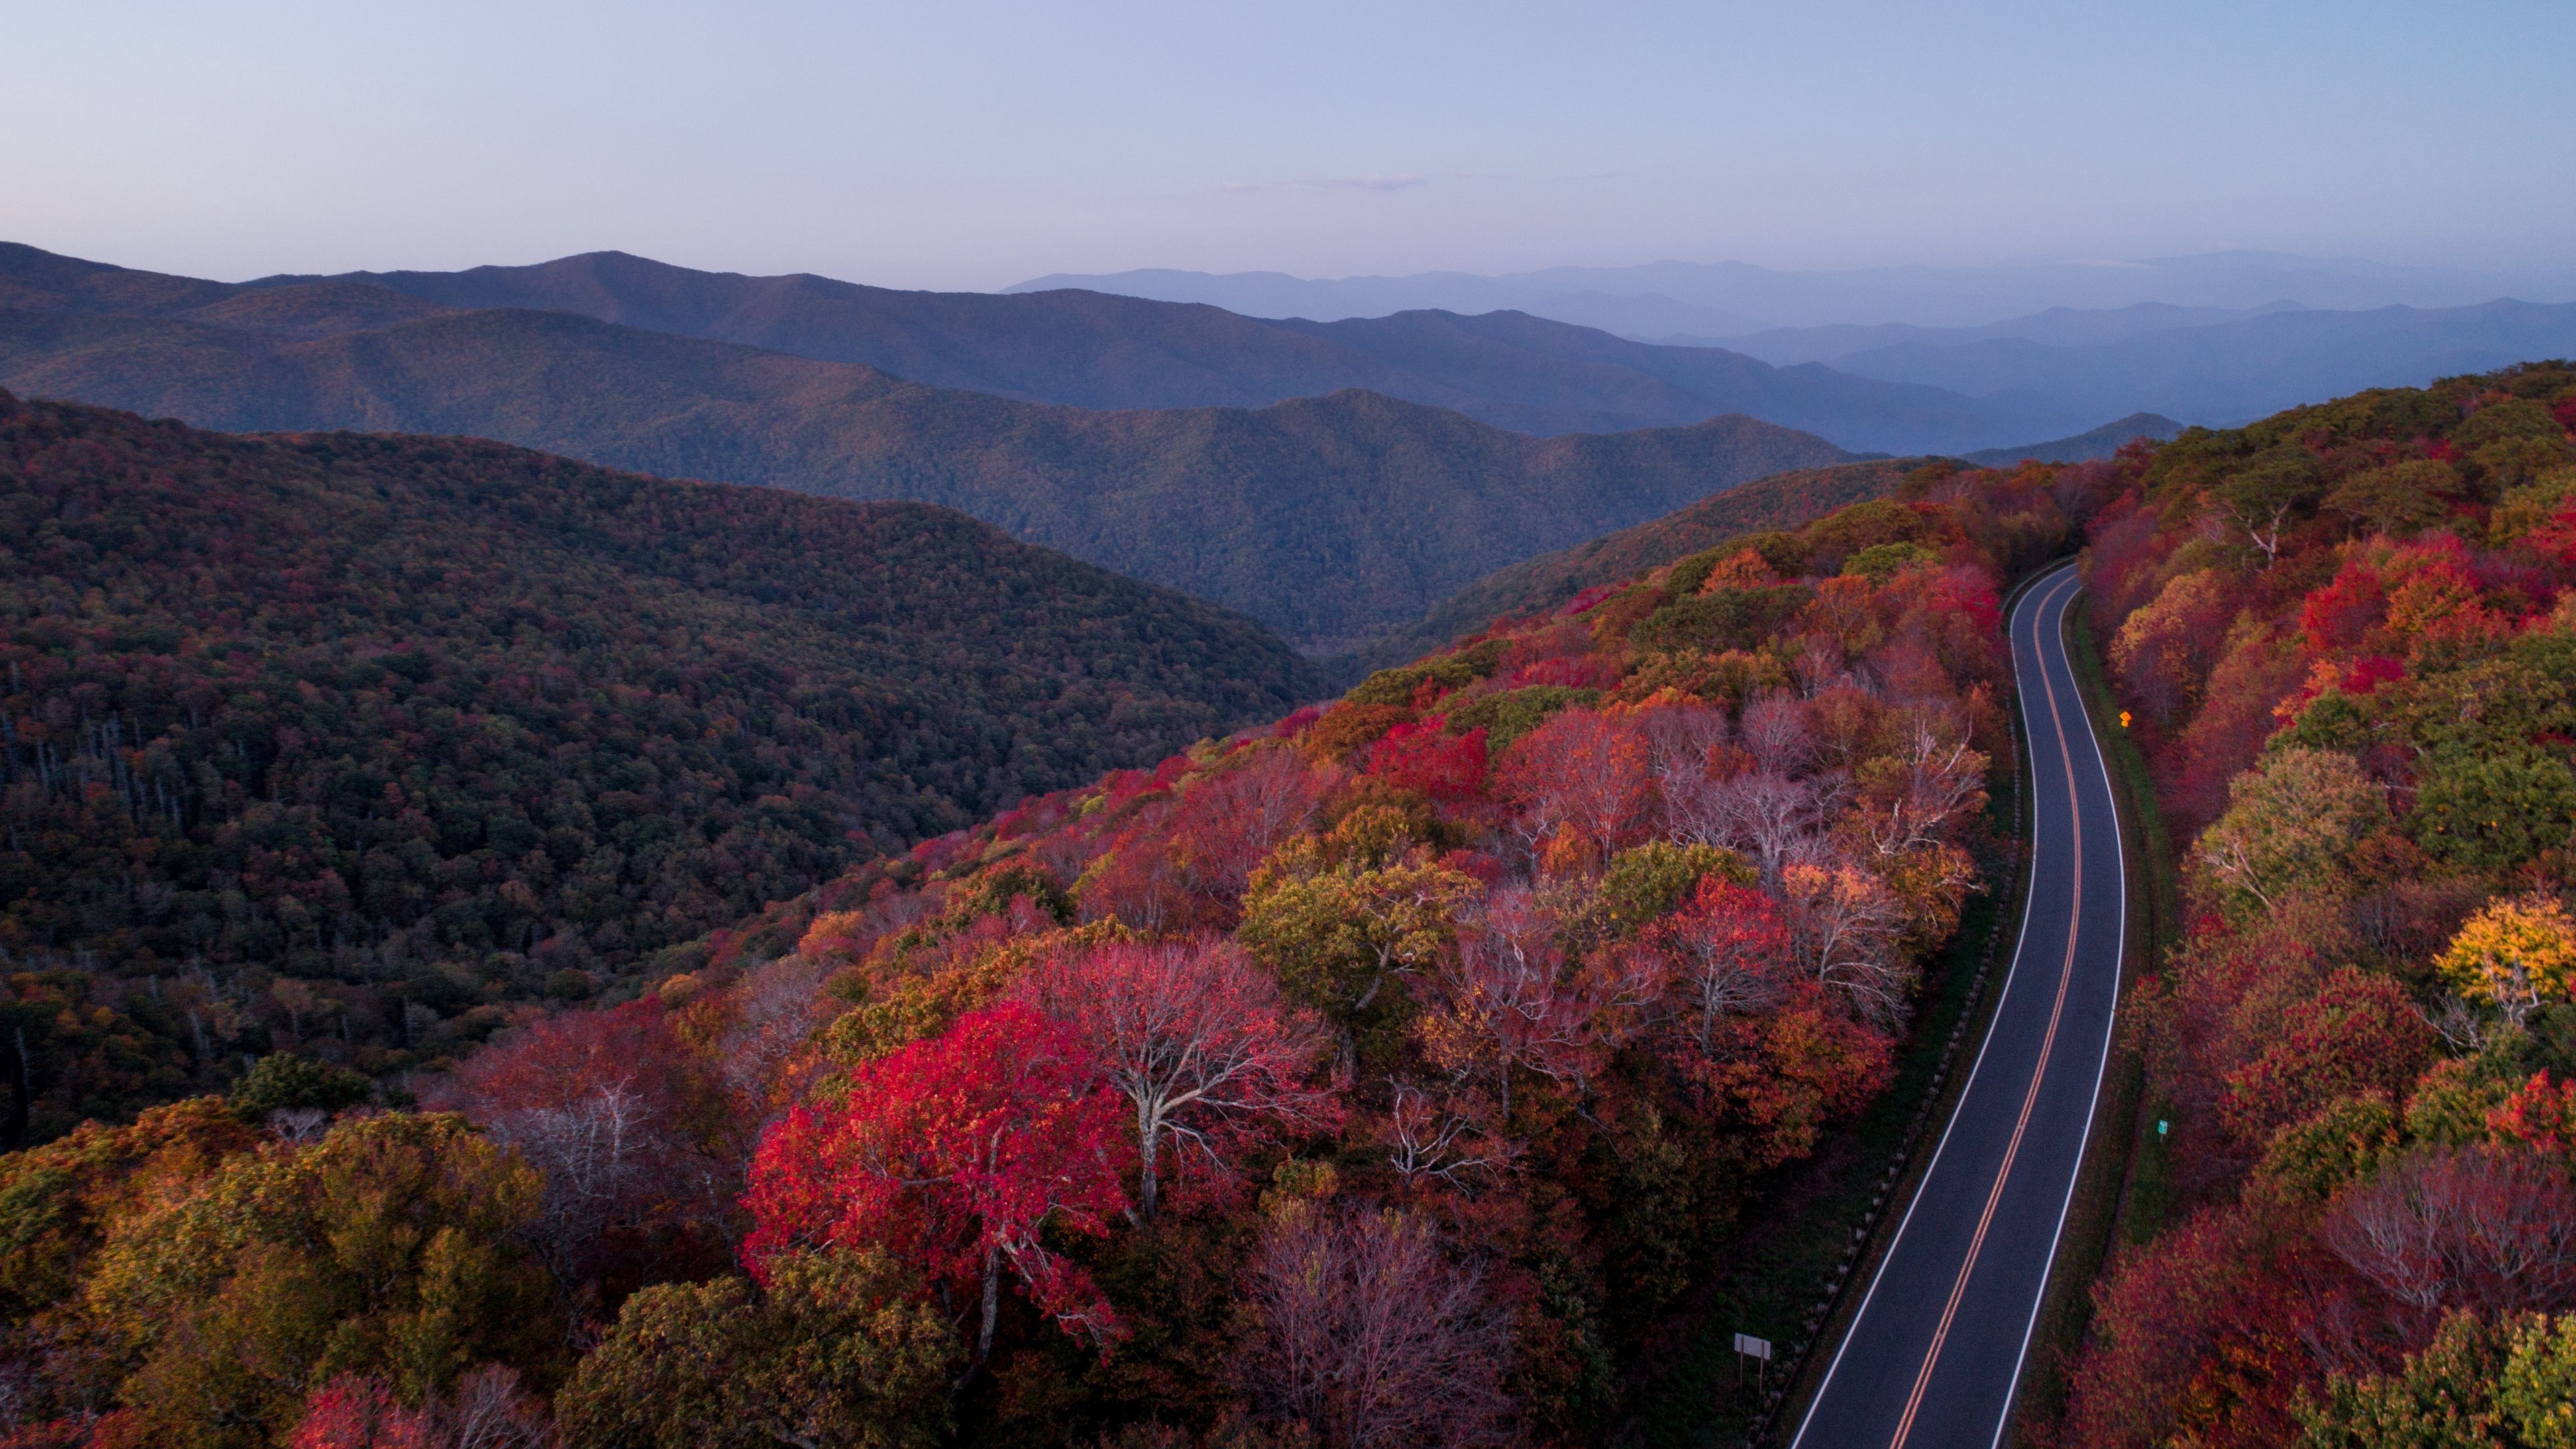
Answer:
(1884, 570, 2088, 1449)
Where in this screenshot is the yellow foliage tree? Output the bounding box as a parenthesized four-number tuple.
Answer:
(2438, 894, 2576, 1027)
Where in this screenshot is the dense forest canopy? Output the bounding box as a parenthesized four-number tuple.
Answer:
(2056, 361, 2576, 1447)
(0, 454, 2092, 1448)
(0, 392, 1316, 1140)
(1386, 457, 1935, 664)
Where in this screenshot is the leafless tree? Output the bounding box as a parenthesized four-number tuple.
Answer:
(1739, 692, 1816, 775)
(438, 1365, 556, 1449)
(1429, 888, 1597, 1116)
(1240, 1205, 1515, 1449)
(1781, 861, 1915, 1024)
(1642, 702, 1730, 780)
(1858, 710, 1988, 859)
(478, 1081, 714, 1292)
(2323, 1146, 2576, 1325)
(718, 952, 830, 1129)
(1020, 937, 1338, 1219)
(1677, 770, 1843, 889)
(1382, 1081, 1521, 1192)
(1791, 635, 1849, 698)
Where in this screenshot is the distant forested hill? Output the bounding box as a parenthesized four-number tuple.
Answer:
(1373, 457, 1931, 663)
(0, 390, 1316, 1128)
(0, 262, 1856, 649)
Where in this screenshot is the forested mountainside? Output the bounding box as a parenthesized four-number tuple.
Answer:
(257, 246, 2047, 449)
(1960, 411, 2186, 468)
(2056, 362, 2576, 1446)
(0, 392, 1316, 1142)
(0, 462, 2094, 1448)
(1385, 458, 1931, 662)
(0, 255, 1856, 652)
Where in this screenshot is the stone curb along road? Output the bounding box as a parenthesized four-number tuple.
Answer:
(1789, 563, 2128, 1449)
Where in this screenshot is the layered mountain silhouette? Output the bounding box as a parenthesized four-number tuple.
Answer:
(1017, 252, 2576, 331)
(1018, 258, 2576, 429)
(255, 248, 2053, 450)
(1817, 300, 2576, 427)
(0, 245, 1858, 651)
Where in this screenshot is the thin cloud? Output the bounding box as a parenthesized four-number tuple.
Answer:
(1224, 174, 1431, 193)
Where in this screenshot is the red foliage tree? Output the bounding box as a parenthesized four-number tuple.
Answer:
(2492, 1070, 2576, 1154)
(2301, 553, 2391, 655)
(2320, 1146, 2576, 1330)
(1019, 937, 1340, 1218)
(424, 996, 731, 1295)
(2217, 966, 2436, 1148)
(1169, 747, 1336, 906)
(288, 1367, 547, 1449)
(1083, 746, 1335, 930)
(741, 1002, 1133, 1375)
(288, 1377, 429, 1449)
(1495, 708, 1651, 868)
(1630, 876, 1795, 1055)
(1362, 720, 1490, 805)
(2058, 1205, 2308, 1449)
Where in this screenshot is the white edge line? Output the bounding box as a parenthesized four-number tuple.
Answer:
(1787, 564, 2075, 1449)
(1984, 576, 2132, 1449)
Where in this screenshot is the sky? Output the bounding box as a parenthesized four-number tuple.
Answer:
(4, 0, 2571, 292)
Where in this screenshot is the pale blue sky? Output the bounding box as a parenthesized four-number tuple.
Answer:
(4, 1, 2568, 290)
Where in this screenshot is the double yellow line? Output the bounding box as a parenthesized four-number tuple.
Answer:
(1883, 569, 2089, 1448)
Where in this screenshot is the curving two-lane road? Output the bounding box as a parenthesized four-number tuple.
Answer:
(1790, 564, 2128, 1449)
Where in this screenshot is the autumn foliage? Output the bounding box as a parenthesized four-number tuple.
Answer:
(0, 451, 2065, 1446)
(2065, 362, 2576, 1448)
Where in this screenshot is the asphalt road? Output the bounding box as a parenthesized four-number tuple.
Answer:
(1788, 564, 2128, 1449)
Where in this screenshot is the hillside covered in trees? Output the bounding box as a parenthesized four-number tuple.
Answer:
(0, 392, 1318, 1142)
(1385, 457, 1933, 663)
(0, 244, 1864, 652)
(2057, 362, 2576, 1446)
(0, 458, 2094, 1447)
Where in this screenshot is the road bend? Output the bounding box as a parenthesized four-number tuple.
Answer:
(1788, 564, 2128, 1449)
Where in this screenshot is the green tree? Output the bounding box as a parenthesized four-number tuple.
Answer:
(228, 1054, 374, 1123)
(0, 1096, 256, 1320)
(2247, 1093, 2400, 1205)
(556, 1252, 957, 1449)
(1560, 841, 1754, 953)
(2196, 747, 2386, 918)
(1238, 835, 1477, 1070)
(2325, 459, 2465, 537)
(2414, 749, 2576, 871)
(2297, 1311, 2511, 1448)
(2500, 1313, 2576, 1448)
(2214, 450, 2325, 567)
(79, 1112, 559, 1448)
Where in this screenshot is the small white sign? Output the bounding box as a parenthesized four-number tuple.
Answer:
(1735, 1333, 1772, 1361)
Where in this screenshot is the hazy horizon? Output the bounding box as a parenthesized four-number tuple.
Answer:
(6, 1, 2571, 294)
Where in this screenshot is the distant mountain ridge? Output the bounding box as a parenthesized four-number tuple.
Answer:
(248, 248, 2050, 451)
(1697, 301, 2308, 366)
(1010, 250, 2576, 332)
(1011, 258, 2576, 431)
(1819, 299, 2576, 427)
(0, 245, 1858, 651)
